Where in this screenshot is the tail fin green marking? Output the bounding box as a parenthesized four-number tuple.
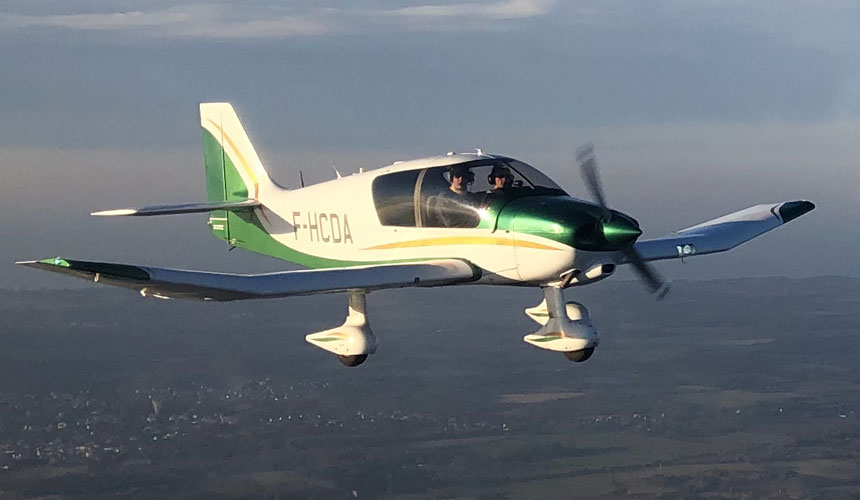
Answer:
(202, 128, 231, 241)
(202, 120, 227, 204)
(200, 102, 270, 244)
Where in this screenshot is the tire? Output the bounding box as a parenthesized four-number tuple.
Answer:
(337, 354, 368, 367)
(564, 348, 595, 363)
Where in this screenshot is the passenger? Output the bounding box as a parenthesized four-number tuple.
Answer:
(487, 164, 513, 194)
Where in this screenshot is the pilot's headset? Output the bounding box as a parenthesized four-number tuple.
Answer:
(448, 165, 475, 185)
(488, 165, 513, 187)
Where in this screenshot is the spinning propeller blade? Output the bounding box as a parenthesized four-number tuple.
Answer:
(576, 144, 610, 220)
(622, 246, 670, 299)
(577, 143, 669, 299)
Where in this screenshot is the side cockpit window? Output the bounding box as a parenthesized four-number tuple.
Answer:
(371, 167, 483, 229)
(419, 166, 481, 228)
(371, 169, 420, 227)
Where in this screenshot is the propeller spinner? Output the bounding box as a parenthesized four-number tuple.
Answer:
(576, 144, 670, 299)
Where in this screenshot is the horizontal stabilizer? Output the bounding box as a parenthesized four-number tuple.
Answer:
(634, 200, 815, 262)
(91, 199, 261, 217)
(16, 257, 480, 301)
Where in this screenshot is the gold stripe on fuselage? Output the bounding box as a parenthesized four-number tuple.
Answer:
(364, 236, 563, 251)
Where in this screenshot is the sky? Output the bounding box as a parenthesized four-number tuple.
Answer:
(1, 0, 858, 289)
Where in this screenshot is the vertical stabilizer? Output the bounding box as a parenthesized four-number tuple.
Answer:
(200, 102, 275, 202)
(199, 102, 280, 244)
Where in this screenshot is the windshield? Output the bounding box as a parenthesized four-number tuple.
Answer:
(504, 159, 566, 192)
(436, 158, 566, 195)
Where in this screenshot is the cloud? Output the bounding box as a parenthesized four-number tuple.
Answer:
(0, 4, 333, 39)
(2, 0, 855, 54)
(0, 1, 556, 40)
(387, 0, 554, 20)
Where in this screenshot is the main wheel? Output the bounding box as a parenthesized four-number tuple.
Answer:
(564, 347, 595, 363)
(337, 354, 368, 367)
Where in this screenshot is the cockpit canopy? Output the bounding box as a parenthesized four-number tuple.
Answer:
(372, 158, 567, 229)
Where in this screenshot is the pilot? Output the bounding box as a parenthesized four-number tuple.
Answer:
(487, 164, 513, 193)
(447, 164, 475, 196)
(437, 165, 478, 227)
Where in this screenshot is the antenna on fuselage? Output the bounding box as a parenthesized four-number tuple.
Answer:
(299, 170, 305, 188)
(331, 164, 342, 179)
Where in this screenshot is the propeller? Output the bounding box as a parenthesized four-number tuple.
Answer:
(576, 143, 670, 300)
(575, 144, 610, 221)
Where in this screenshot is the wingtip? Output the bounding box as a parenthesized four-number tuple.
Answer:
(778, 200, 815, 224)
(16, 257, 70, 268)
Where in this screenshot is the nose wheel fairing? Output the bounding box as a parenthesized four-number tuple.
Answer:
(524, 286, 599, 361)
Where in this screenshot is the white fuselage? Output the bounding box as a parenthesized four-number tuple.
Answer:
(246, 155, 612, 286)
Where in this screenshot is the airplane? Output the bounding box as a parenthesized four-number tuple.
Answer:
(19, 103, 815, 367)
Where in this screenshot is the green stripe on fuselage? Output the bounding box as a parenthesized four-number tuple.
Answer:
(224, 209, 370, 268)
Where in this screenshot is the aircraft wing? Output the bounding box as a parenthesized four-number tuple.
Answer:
(17, 257, 481, 301)
(633, 200, 814, 262)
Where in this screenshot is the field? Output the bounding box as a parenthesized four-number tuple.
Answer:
(0, 277, 858, 499)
